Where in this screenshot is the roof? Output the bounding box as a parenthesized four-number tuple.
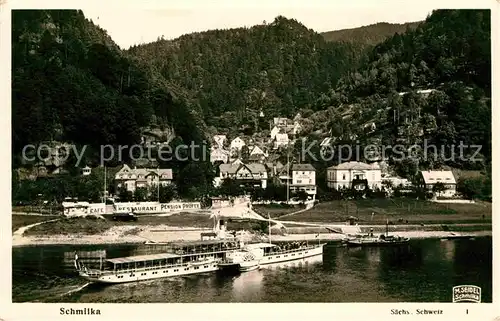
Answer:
(245, 242, 276, 249)
(420, 170, 456, 185)
(220, 164, 239, 174)
(320, 137, 332, 146)
(291, 164, 316, 172)
(328, 161, 380, 171)
(170, 239, 237, 247)
(250, 146, 265, 155)
(107, 253, 180, 264)
(245, 163, 267, 174)
(115, 165, 173, 180)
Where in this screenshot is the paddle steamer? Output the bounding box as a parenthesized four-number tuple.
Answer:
(75, 239, 240, 283)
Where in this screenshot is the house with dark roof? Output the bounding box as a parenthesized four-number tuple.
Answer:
(218, 162, 268, 189)
(115, 164, 173, 193)
(326, 161, 382, 190)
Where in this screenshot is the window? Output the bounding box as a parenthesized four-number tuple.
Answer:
(342, 174, 346, 180)
(297, 180, 302, 184)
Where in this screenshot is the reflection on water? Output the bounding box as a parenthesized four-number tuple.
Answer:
(12, 237, 492, 303)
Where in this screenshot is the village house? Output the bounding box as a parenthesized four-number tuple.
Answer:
(115, 164, 173, 193)
(270, 126, 280, 140)
(230, 137, 246, 151)
(273, 117, 289, 128)
(418, 170, 457, 197)
(210, 147, 229, 164)
(276, 163, 292, 185)
(81, 166, 92, 176)
(274, 133, 289, 149)
(218, 163, 268, 189)
(290, 163, 317, 198)
(326, 161, 382, 190)
(285, 121, 302, 136)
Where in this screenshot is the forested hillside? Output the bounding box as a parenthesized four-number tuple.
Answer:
(12, 10, 206, 164)
(127, 16, 368, 128)
(321, 21, 421, 45)
(301, 9, 491, 186)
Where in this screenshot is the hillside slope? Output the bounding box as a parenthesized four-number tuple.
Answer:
(302, 9, 491, 177)
(321, 21, 421, 45)
(12, 10, 206, 164)
(127, 16, 368, 129)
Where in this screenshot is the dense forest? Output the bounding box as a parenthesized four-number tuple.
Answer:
(12, 10, 206, 159)
(127, 16, 368, 127)
(11, 9, 492, 202)
(321, 21, 421, 45)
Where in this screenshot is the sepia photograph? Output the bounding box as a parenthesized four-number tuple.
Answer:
(6, 0, 496, 316)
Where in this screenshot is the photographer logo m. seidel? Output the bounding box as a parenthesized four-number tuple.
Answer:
(452, 285, 481, 303)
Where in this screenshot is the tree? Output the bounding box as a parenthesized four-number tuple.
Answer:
(117, 185, 132, 202)
(432, 182, 446, 197)
(133, 187, 148, 201)
(295, 190, 309, 202)
(159, 184, 176, 203)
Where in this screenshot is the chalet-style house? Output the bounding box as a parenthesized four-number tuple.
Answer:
(326, 161, 382, 190)
(115, 164, 173, 193)
(218, 163, 268, 189)
(418, 170, 457, 197)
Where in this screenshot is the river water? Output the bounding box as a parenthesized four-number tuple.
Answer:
(12, 237, 492, 303)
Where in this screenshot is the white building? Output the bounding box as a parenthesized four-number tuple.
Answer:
(326, 161, 382, 190)
(218, 163, 268, 189)
(230, 137, 246, 151)
(115, 165, 173, 193)
(290, 163, 317, 197)
(210, 147, 229, 164)
(213, 135, 227, 148)
(419, 170, 457, 197)
(274, 133, 289, 149)
(81, 166, 92, 176)
(270, 126, 280, 140)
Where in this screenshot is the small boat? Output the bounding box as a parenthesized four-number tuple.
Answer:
(345, 221, 410, 247)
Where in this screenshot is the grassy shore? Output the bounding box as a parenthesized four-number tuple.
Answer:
(252, 203, 306, 218)
(12, 214, 60, 232)
(281, 199, 492, 225)
(18, 212, 266, 236)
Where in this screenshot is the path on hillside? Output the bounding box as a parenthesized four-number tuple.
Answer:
(12, 218, 61, 246)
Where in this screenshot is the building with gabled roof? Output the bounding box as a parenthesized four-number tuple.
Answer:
(418, 170, 457, 197)
(218, 162, 268, 189)
(115, 164, 173, 193)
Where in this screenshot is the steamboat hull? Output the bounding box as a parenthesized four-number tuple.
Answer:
(346, 239, 410, 247)
(78, 261, 220, 284)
